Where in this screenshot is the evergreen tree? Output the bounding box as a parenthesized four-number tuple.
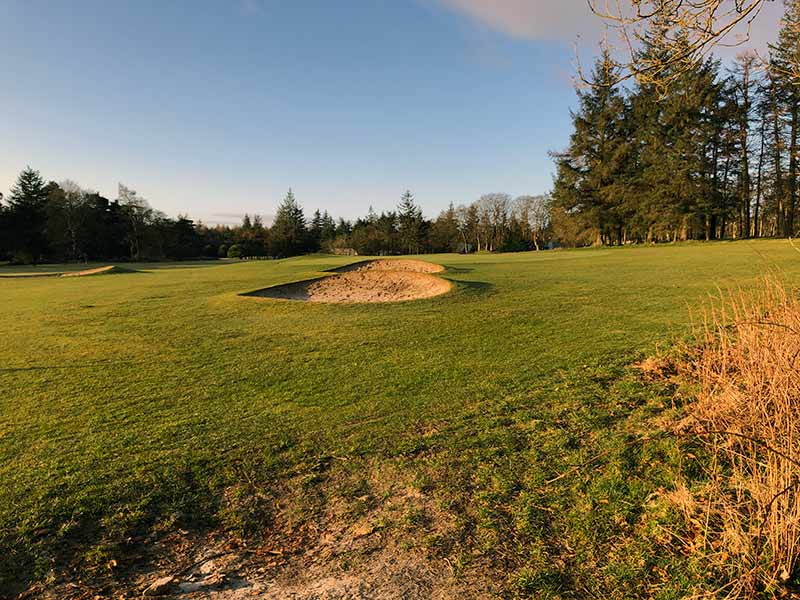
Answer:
(769, 0, 800, 235)
(551, 53, 631, 245)
(429, 203, 460, 252)
(375, 211, 398, 253)
(270, 188, 307, 257)
(309, 209, 323, 251)
(320, 211, 337, 245)
(397, 190, 423, 254)
(629, 29, 724, 242)
(730, 52, 758, 238)
(7, 167, 49, 261)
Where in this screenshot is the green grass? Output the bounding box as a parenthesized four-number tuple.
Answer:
(2, 241, 798, 597)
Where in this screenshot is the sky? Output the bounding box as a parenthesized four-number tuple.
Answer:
(0, 1, 784, 224)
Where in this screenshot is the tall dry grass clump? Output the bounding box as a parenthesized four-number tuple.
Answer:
(677, 279, 800, 597)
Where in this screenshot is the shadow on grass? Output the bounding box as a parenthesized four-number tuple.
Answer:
(448, 279, 495, 297)
(239, 275, 328, 301)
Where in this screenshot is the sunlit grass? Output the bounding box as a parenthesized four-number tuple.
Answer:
(2, 241, 798, 597)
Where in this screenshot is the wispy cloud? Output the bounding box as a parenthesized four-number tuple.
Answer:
(238, 0, 263, 17)
(437, 0, 598, 42)
(437, 0, 785, 54)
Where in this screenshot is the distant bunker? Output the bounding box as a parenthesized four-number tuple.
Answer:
(0, 265, 138, 279)
(248, 259, 451, 304)
(60, 265, 138, 277)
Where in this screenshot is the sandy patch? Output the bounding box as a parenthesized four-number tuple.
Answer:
(248, 260, 451, 304)
(0, 265, 138, 279)
(0, 272, 61, 279)
(60, 265, 137, 277)
(331, 259, 445, 274)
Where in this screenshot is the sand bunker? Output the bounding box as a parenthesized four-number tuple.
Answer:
(0, 265, 137, 279)
(60, 265, 136, 277)
(249, 260, 451, 303)
(330, 259, 445, 274)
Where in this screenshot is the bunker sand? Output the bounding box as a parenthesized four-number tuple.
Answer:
(60, 265, 138, 277)
(329, 258, 445, 274)
(248, 259, 451, 303)
(0, 265, 138, 278)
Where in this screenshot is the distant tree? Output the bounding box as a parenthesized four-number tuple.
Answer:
(397, 190, 424, 254)
(428, 203, 461, 253)
(335, 217, 352, 238)
(82, 193, 127, 260)
(227, 244, 242, 259)
(169, 215, 201, 259)
(270, 188, 307, 257)
(7, 167, 49, 262)
(730, 51, 758, 238)
(375, 211, 398, 253)
(769, 2, 800, 236)
(0, 194, 7, 260)
(514, 195, 551, 250)
(118, 184, 153, 260)
(320, 211, 337, 245)
(475, 193, 511, 251)
(218, 243, 228, 258)
(309, 209, 323, 251)
(46, 180, 91, 260)
(551, 53, 631, 246)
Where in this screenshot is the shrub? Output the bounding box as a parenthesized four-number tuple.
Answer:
(674, 279, 800, 597)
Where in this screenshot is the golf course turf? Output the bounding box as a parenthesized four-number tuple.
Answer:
(2, 241, 799, 598)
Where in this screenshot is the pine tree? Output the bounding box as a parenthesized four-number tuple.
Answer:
(309, 209, 323, 251)
(270, 188, 307, 257)
(730, 52, 758, 238)
(628, 29, 723, 241)
(8, 167, 49, 261)
(320, 211, 337, 243)
(551, 52, 631, 246)
(429, 203, 460, 252)
(397, 190, 423, 254)
(770, 0, 800, 235)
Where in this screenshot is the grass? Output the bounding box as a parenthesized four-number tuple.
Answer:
(2, 241, 799, 598)
(673, 279, 800, 597)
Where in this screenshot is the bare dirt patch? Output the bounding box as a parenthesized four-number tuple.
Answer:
(248, 260, 451, 304)
(29, 461, 495, 600)
(147, 461, 493, 600)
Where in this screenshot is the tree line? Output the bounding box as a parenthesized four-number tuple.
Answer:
(551, 3, 800, 245)
(0, 167, 550, 263)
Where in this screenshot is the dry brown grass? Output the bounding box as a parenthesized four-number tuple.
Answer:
(675, 279, 800, 597)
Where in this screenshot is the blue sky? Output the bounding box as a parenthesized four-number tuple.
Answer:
(0, 1, 783, 224)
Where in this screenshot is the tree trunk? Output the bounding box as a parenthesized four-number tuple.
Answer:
(755, 105, 767, 238)
(772, 88, 786, 236)
(789, 97, 798, 236)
